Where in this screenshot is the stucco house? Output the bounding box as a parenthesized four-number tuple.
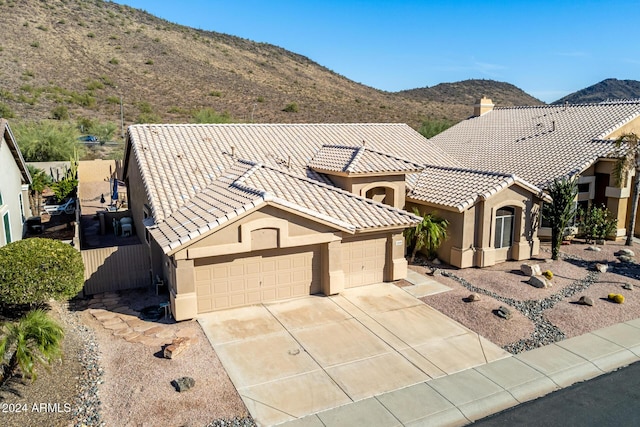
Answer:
(0, 119, 32, 247)
(425, 98, 640, 267)
(123, 99, 640, 319)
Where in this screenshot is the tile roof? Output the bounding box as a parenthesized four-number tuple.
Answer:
(407, 165, 547, 212)
(428, 100, 640, 188)
(150, 160, 421, 253)
(127, 123, 459, 223)
(308, 144, 423, 174)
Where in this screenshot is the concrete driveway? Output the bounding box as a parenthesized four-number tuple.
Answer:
(198, 283, 510, 426)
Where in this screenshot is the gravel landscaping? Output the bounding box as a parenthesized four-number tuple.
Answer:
(419, 240, 640, 354)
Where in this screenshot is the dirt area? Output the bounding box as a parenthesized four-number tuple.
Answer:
(418, 240, 640, 352)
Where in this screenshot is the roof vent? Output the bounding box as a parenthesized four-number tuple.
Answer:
(473, 97, 494, 117)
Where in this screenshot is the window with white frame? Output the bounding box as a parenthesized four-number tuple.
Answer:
(2, 211, 11, 245)
(494, 207, 515, 249)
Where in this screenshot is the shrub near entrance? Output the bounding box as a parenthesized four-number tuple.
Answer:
(0, 238, 84, 306)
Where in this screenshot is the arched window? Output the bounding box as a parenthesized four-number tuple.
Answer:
(495, 207, 515, 248)
(366, 187, 388, 205)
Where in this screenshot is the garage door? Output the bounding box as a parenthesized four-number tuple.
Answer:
(342, 237, 387, 288)
(195, 246, 320, 313)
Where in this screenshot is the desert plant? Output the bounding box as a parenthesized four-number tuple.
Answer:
(51, 105, 69, 120)
(544, 177, 578, 260)
(0, 238, 84, 307)
(613, 133, 640, 246)
(543, 270, 553, 280)
(608, 293, 625, 304)
(12, 120, 84, 162)
(282, 102, 299, 113)
(192, 108, 231, 124)
(0, 310, 64, 386)
(0, 102, 14, 118)
(418, 119, 454, 139)
(404, 208, 449, 263)
(27, 165, 52, 214)
(578, 204, 618, 243)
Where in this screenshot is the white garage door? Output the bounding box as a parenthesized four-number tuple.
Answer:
(195, 246, 320, 313)
(342, 237, 387, 288)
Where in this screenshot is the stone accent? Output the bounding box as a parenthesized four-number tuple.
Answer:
(173, 377, 195, 392)
(594, 263, 608, 273)
(466, 293, 480, 302)
(586, 246, 602, 252)
(496, 306, 512, 320)
(164, 337, 192, 359)
(528, 275, 552, 289)
(618, 249, 635, 257)
(521, 263, 542, 276)
(623, 283, 634, 291)
(578, 296, 594, 306)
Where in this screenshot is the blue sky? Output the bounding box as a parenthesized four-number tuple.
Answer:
(113, 0, 640, 103)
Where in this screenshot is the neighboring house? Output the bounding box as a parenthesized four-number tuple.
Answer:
(0, 119, 32, 247)
(427, 98, 640, 267)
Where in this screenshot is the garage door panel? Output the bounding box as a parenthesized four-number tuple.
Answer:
(195, 246, 319, 313)
(343, 237, 386, 288)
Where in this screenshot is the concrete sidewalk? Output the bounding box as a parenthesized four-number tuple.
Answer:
(282, 318, 640, 426)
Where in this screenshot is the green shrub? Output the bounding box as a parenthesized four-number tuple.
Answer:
(109, 57, 119, 65)
(578, 204, 618, 243)
(145, 59, 154, 65)
(282, 102, 299, 113)
(51, 105, 69, 120)
(419, 119, 454, 139)
(256, 96, 265, 103)
(30, 41, 40, 48)
(0, 102, 14, 118)
(0, 238, 84, 306)
(192, 108, 231, 124)
(87, 32, 95, 38)
(12, 120, 84, 161)
(208, 90, 222, 97)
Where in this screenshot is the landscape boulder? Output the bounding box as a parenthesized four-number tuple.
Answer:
(618, 249, 635, 257)
(618, 255, 634, 263)
(466, 293, 480, 302)
(528, 275, 552, 289)
(521, 263, 542, 276)
(586, 246, 602, 252)
(496, 306, 512, 320)
(578, 296, 594, 306)
(594, 263, 608, 273)
(173, 376, 195, 392)
(623, 283, 634, 291)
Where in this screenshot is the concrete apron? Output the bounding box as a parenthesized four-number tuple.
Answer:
(198, 283, 510, 426)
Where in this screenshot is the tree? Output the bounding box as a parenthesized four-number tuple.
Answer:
(26, 165, 52, 215)
(0, 310, 64, 386)
(613, 133, 640, 246)
(404, 208, 449, 263)
(12, 120, 85, 162)
(544, 177, 578, 260)
(0, 238, 84, 307)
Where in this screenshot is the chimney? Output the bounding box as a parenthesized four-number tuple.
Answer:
(473, 97, 494, 117)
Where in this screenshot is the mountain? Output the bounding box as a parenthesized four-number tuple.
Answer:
(552, 79, 640, 105)
(396, 79, 544, 107)
(0, 0, 540, 131)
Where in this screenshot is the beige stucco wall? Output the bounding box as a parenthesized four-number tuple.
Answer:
(328, 174, 407, 208)
(408, 184, 542, 268)
(124, 152, 151, 245)
(605, 116, 640, 140)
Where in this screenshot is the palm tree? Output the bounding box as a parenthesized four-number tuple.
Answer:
(404, 208, 449, 263)
(614, 133, 640, 246)
(0, 310, 64, 386)
(26, 165, 52, 216)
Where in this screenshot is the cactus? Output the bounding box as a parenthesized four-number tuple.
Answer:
(608, 293, 625, 304)
(543, 270, 553, 280)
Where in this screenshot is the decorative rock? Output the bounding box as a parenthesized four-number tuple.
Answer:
(521, 263, 542, 276)
(496, 306, 512, 320)
(431, 258, 442, 265)
(594, 263, 608, 273)
(528, 275, 552, 289)
(618, 255, 634, 263)
(618, 249, 635, 257)
(586, 246, 602, 252)
(164, 337, 192, 359)
(173, 376, 195, 392)
(578, 296, 594, 306)
(430, 268, 442, 276)
(623, 283, 634, 291)
(467, 293, 480, 302)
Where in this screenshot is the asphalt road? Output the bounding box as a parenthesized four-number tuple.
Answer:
(474, 361, 640, 426)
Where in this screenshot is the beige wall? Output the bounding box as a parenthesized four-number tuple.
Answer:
(408, 184, 542, 268)
(606, 116, 640, 140)
(328, 174, 407, 208)
(124, 152, 151, 245)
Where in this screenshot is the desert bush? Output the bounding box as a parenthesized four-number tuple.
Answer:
(109, 57, 119, 65)
(192, 108, 231, 124)
(578, 204, 618, 243)
(419, 119, 454, 139)
(51, 105, 69, 120)
(282, 102, 299, 113)
(12, 120, 84, 161)
(0, 102, 14, 118)
(0, 238, 84, 306)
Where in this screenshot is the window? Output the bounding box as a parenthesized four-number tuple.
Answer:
(18, 192, 25, 221)
(577, 183, 590, 193)
(2, 212, 11, 245)
(494, 207, 515, 248)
